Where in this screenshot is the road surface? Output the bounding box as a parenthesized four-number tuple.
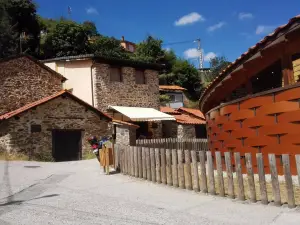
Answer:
(1, 159, 300, 225)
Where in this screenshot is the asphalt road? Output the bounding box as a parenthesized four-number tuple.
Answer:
(1, 159, 300, 225)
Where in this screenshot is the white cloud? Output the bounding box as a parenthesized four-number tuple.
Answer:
(86, 7, 99, 15)
(174, 12, 205, 26)
(255, 25, 275, 35)
(238, 12, 254, 20)
(207, 22, 226, 32)
(184, 48, 216, 62)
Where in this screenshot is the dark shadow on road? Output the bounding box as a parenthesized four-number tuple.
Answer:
(0, 194, 59, 206)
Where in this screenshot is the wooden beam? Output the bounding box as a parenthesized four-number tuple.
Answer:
(281, 53, 295, 86)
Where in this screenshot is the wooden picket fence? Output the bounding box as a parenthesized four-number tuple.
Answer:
(114, 145, 300, 208)
(136, 138, 208, 151)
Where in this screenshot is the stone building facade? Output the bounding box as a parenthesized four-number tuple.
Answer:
(0, 55, 65, 115)
(93, 64, 160, 111)
(115, 123, 137, 146)
(0, 91, 112, 161)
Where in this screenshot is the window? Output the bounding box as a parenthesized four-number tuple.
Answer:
(135, 70, 146, 84)
(31, 124, 41, 133)
(110, 67, 122, 82)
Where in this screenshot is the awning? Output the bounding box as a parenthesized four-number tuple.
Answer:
(108, 106, 175, 122)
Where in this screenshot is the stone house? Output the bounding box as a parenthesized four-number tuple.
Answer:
(160, 107, 207, 139)
(0, 55, 66, 115)
(159, 85, 187, 109)
(43, 55, 175, 140)
(0, 90, 112, 161)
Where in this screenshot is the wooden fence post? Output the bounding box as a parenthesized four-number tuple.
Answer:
(226, 152, 235, 199)
(142, 147, 147, 179)
(166, 149, 173, 186)
(191, 150, 200, 192)
(234, 152, 244, 201)
(146, 147, 151, 181)
(138, 146, 143, 178)
(268, 154, 281, 206)
(160, 148, 167, 185)
(215, 151, 225, 197)
(295, 155, 300, 187)
(150, 148, 156, 182)
(184, 150, 192, 190)
(155, 148, 161, 183)
(172, 149, 179, 187)
(256, 153, 268, 204)
(178, 149, 185, 189)
(134, 146, 138, 177)
(131, 146, 135, 176)
(245, 153, 256, 203)
(124, 146, 128, 174)
(206, 151, 216, 195)
(199, 151, 208, 193)
(282, 154, 295, 208)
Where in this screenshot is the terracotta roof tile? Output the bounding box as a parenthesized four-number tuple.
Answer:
(0, 90, 111, 121)
(160, 107, 181, 115)
(173, 114, 206, 125)
(159, 85, 186, 91)
(177, 107, 205, 119)
(200, 14, 300, 106)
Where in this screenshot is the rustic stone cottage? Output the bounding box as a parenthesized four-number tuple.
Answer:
(0, 90, 112, 161)
(0, 54, 66, 115)
(160, 107, 207, 138)
(43, 54, 175, 139)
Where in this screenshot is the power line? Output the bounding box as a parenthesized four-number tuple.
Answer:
(162, 40, 194, 46)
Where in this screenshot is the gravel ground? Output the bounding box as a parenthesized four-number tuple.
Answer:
(1, 159, 300, 225)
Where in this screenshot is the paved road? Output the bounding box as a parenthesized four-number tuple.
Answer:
(1, 159, 300, 225)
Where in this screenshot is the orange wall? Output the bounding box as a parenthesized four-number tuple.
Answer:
(206, 84, 300, 175)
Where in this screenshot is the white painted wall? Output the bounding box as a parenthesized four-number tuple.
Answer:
(44, 60, 93, 105)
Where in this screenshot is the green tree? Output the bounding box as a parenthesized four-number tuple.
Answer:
(1, 0, 40, 55)
(42, 20, 89, 58)
(83, 21, 98, 37)
(90, 35, 129, 59)
(0, 7, 19, 58)
(133, 36, 165, 63)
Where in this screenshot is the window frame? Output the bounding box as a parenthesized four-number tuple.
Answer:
(110, 66, 122, 82)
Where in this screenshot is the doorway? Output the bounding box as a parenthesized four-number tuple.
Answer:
(52, 129, 82, 161)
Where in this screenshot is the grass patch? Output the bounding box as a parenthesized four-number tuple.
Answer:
(0, 152, 29, 161)
(82, 150, 96, 160)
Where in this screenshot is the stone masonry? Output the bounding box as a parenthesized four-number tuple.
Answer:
(177, 124, 196, 139)
(93, 64, 160, 112)
(115, 125, 137, 146)
(0, 96, 111, 161)
(0, 56, 64, 115)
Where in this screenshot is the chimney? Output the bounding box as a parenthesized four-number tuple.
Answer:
(121, 36, 125, 41)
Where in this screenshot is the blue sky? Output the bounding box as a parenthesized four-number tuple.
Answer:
(36, 0, 300, 67)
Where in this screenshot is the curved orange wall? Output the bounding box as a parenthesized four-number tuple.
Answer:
(206, 85, 300, 174)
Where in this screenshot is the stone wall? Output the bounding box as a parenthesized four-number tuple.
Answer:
(0, 96, 111, 161)
(0, 56, 63, 115)
(162, 121, 178, 138)
(177, 124, 196, 139)
(93, 64, 160, 112)
(115, 125, 136, 146)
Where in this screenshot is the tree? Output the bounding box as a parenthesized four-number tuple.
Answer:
(0, 7, 19, 58)
(89, 35, 129, 59)
(1, 0, 40, 55)
(42, 20, 89, 58)
(83, 21, 98, 37)
(133, 36, 165, 63)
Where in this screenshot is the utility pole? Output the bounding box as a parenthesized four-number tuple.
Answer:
(195, 38, 203, 69)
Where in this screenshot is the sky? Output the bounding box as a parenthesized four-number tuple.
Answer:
(35, 0, 300, 67)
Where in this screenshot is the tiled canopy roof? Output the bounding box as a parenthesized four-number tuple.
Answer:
(177, 107, 205, 120)
(159, 85, 186, 91)
(173, 114, 206, 125)
(160, 107, 181, 115)
(199, 14, 300, 108)
(0, 90, 111, 121)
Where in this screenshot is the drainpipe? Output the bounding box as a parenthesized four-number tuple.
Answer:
(90, 60, 95, 107)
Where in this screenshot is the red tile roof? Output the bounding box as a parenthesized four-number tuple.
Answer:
(160, 107, 181, 115)
(173, 114, 206, 125)
(0, 90, 112, 121)
(199, 14, 300, 107)
(0, 54, 67, 81)
(113, 119, 139, 128)
(177, 107, 205, 119)
(159, 85, 186, 91)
